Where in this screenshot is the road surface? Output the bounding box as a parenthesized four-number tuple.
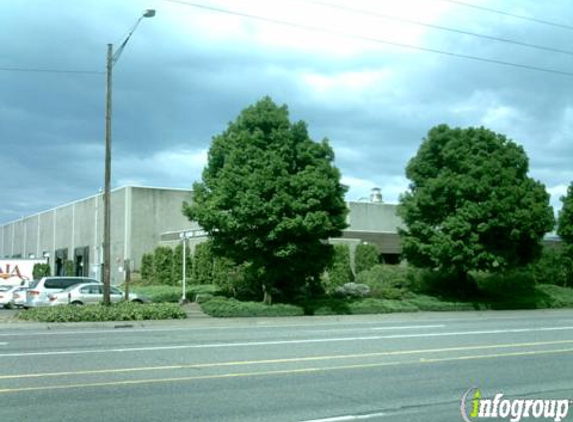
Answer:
(0, 309, 572, 421)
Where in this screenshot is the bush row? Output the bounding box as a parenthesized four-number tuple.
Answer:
(199, 295, 475, 317)
(18, 302, 187, 323)
(128, 284, 223, 303)
(140, 242, 240, 289)
(200, 297, 304, 318)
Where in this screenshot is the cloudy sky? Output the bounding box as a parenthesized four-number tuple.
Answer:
(2, 0, 572, 225)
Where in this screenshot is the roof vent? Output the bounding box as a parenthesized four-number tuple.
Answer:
(370, 187, 383, 203)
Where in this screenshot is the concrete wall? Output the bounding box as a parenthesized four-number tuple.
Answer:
(0, 188, 406, 282)
(346, 202, 404, 233)
(130, 187, 197, 272)
(38, 210, 55, 261)
(0, 190, 121, 282)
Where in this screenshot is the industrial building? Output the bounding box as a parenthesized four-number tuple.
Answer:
(0, 186, 404, 284)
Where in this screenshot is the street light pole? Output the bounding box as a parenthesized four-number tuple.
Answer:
(103, 44, 113, 305)
(102, 10, 155, 305)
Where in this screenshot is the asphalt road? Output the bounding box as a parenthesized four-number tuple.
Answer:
(1, 310, 573, 422)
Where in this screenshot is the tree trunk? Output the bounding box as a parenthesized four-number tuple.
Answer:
(262, 283, 272, 305)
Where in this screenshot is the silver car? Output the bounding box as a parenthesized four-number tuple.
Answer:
(25, 277, 102, 308)
(11, 286, 28, 308)
(48, 283, 150, 306)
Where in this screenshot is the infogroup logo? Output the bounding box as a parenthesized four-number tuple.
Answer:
(461, 387, 571, 422)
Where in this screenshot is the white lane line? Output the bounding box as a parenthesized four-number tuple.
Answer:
(296, 412, 387, 421)
(307, 324, 445, 333)
(372, 324, 445, 330)
(1, 312, 570, 337)
(0, 342, 7, 346)
(2, 325, 573, 358)
(0, 323, 443, 338)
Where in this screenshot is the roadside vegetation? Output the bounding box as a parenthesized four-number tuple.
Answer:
(18, 302, 186, 323)
(17, 101, 573, 321)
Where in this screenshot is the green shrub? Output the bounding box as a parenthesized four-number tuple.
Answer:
(212, 257, 240, 293)
(348, 298, 418, 314)
(187, 284, 224, 301)
(355, 243, 380, 275)
(536, 284, 573, 308)
(377, 287, 404, 300)
(153, 246, 174, 285)
(193, 241, 214, 285)
(334, 283, 370, 298)
(295, 297, 351, 316)
(475, 269, 536, 299)
(200, 297, 304, 317)
(355, 264, 416, 299)
(140, 253, 154, 284)
(196, 293, 214, 304)
(19, 302, 186, 323)
(406, 294, 475, 311)
(324, 244, 354, 293)
(129, 285, 181, 303)
(357, 264, 410, 288)
(32, 263, 51, 279)
(529, 248, 573, 287)
(129, 284, 223, 303)
(414, 269, 479, 298)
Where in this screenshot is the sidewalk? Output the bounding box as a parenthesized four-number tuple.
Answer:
(180, 302, 209, 319)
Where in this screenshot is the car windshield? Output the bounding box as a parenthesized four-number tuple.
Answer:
(28, 280, 39, 289)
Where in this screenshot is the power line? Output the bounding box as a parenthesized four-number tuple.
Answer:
(296, 0, 573, 57)
(435, 0, 573, 31)
(162, 0, 573, 78)
(0, 66, 103, 75)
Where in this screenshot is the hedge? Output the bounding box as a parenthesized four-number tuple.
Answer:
(19, 302, 187, 323)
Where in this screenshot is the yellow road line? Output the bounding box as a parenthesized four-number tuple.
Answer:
(1, 363, 410, 394)
(2, 339, 573, 381)
(0, 344, 572, 394)
(420, 347, 573, 363)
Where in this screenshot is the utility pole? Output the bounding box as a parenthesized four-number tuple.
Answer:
(102, 10, 155, 305)
(103, 44, 113, 305)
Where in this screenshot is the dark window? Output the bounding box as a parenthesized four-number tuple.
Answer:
(74, 246, 90, 277)
(62, 279, 82, 289)
(91, 285, 103, 294)
(44, 278, 65, 289)
(55, 249, 69, 276)
(381, 254, 401, 265)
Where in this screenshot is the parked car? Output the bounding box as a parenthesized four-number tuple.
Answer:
(25, 277, 102, 308)
(0, 286, 15, 308)
(48, 283, 150, 306)
(0, 285, 30, 309)
(11, 286, 28, 308)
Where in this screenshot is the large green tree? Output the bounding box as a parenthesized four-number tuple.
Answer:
(557, 182, 573, 246)
(398, 124, 554, 287)
(183, 97, 348, 304)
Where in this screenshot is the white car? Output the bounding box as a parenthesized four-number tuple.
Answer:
(11, 286, 28, 308)
(0, 285, 27, 309)
(48, 283, 150, 306)
(25, 276, 102, 308)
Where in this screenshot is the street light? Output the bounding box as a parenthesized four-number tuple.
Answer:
(103, 9, 155, 305)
